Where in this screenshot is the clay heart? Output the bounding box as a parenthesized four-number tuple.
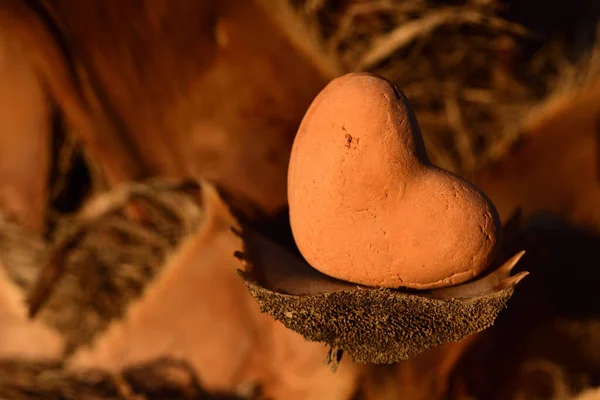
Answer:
(288, 73, 500, 289)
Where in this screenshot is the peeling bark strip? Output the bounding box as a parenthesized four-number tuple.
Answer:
(0, 0, 326, 214)
(0, 0, 150, 184)
(0, 25, 52, 231)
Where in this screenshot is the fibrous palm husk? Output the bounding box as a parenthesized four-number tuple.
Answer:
(257, 0, 600, 176)
(0, 358, 244, 400)
(0, 178, 362, 399)
(25, 179, 205, 356)
(352, 212, 600, 400)
(1, 1, 599, 399)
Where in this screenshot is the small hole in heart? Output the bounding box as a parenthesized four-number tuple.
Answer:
(344, 134, 359, 149)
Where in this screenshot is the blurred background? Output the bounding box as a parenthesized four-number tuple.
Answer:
(0, 0, 599, 399)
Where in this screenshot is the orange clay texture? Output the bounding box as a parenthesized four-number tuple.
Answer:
(288, 73, 501, 290)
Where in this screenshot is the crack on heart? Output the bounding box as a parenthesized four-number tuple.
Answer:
(480, 212, 493, 242)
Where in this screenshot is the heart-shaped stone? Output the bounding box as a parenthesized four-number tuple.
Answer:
(288, 73, 501, 289)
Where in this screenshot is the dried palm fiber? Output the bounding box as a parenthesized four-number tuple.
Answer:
(1, 178, 363, 399)
(0, 357, 246, 400)
(0, 213, 47, 292)
(256, 0, 600, 176)
(22, 179, 205, 356)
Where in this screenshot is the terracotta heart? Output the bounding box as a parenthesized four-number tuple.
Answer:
(288, 73, 500, 289)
